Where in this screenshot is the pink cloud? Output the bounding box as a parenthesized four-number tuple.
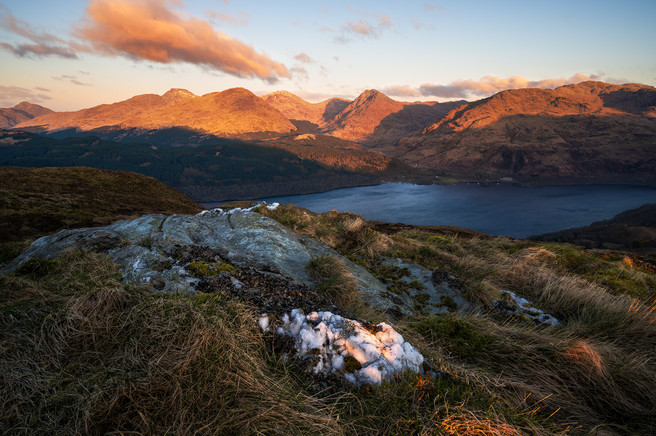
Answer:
(294, 52, 313, 64)
(424, 3, 444, 12)
(0, 6, 77, 58)
(76, 0, 288, 82)
(418, 74, 605, 98)
(335, 11, 393, 43)
(381, 85, 421, 97)
(0, 85, 52, 107)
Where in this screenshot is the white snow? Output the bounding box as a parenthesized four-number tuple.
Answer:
(268, 308, 425, 386)
(197, 201, 279, 216)
(258, 315, 270, 332)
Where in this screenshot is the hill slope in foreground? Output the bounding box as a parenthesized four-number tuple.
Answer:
(0, 166, 202, 257)
(1, 168, 655, 434)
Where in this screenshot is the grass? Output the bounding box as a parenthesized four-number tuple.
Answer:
(3, 197, 655, 434)
(262, 204, 656, 435)
(0, 166, 203, 248)
(0, 250, 341, 435)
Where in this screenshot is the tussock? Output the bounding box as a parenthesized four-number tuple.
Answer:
(0, 251, 342, 435)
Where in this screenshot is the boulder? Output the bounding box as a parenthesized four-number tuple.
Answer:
(5, 209, 407, 314)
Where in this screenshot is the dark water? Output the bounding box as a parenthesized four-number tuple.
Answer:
(203, 183, 656, 238)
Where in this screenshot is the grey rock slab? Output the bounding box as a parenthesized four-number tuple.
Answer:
(4, 227, 123, 273)
(3, 210, 402, 315)
(381, 258, 472, 315)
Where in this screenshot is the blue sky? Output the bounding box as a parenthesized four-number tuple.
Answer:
(1, 0, 655, 111)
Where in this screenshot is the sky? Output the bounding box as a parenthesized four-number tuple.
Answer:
(1, 0, 655, 111)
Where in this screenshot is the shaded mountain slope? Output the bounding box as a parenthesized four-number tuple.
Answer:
(0, 129, 399, 202)
(396, 81, 656, 184)
(0, 102, 53, 129)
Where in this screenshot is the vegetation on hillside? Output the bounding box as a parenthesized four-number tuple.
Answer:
(2, 195, 654, 434)
(0, 129, 414, 202)
(258, 204, 656, 434)
(0, 166, 202, 262)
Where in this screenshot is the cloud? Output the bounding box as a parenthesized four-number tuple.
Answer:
(381, 74, 607, 99)
(335, 11, 393, 43)
(294, 52, 313, 64)
(376, 14, 392, 29)
(53, 74, 91, 86)
(0, 85, 52, 107)
(381, 85, 421, 97)
(207, 10, 250, 25)
(290, 66, 309, 81)
(0, 5, 78, 58)
(76, 0, 288, 82)
(424, 3, 444, 11)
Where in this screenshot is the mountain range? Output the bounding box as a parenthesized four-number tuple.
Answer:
(8, 80, 656, 186)
(0, 102, 53, 129)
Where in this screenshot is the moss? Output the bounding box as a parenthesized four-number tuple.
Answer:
(410, 315, 491, 359)
(436, 295, 458, 312)
(187, 260, 236, 276)
(343, 355, 362, 373)
(426, 235, 452, 246)
(136, 236, 153, 250)
(15, 258, 57, 278)
(413, 293, 431, 305)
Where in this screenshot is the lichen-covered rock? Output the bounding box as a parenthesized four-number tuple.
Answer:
(380, 258, 472, 315)
(494, 290, 559, 326)
(4, 209, 405, 314)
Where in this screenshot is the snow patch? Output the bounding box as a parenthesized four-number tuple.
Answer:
(197, 201, 278, 216)
(258, 315, 270, 332)
(269, 309, 424, 386)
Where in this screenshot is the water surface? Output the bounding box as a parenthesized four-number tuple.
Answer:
(205, 183, 656, 238)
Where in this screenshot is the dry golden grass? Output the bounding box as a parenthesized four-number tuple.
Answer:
(0, 251, 343, 435)
(264, 205, 656, 434)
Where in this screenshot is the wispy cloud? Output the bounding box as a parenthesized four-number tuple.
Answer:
(52, 74, 91, 86)
(0, 5, 78, 59)
(383, 74, 606, 99)
(381, 85, 421, 97)
(207, 10, 250, 25)
(294, 52, 313, 64)
(77, 0, 288, 82)
(424, 3, 444, 12)
(335, 12, 393, 43)
(0, 85, 52, 107)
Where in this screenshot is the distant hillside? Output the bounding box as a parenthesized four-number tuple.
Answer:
(16, 88, 295, 137)
(9, 81, 656, 187)
(396, 81, 656, 184)
(532, 203, 656, 261)
(0, 102, 53, 128)
(263, 91, 350, 125)
(0, 129, 404, 202)
(0, 166, 202, 246)
(319, 89, 465, 148)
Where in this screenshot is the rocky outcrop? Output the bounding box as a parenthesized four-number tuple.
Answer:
(379, 258, 471, 316)
(5, 208, 415, 316)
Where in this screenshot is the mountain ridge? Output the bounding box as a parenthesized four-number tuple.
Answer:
(0, 102, 54, 129)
